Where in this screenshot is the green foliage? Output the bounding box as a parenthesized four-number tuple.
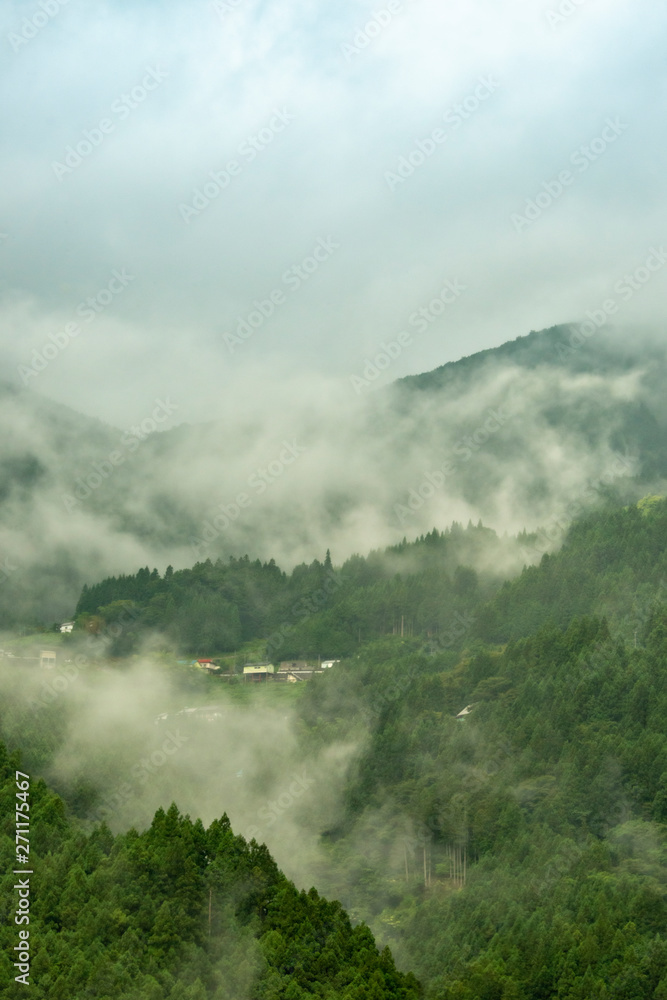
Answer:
(0, 757, 418, 999)
(469, 496, 667, 647)
(73, 523, 505, 658)
(287, 501, 667, 999)
(10, 496, 667, 998)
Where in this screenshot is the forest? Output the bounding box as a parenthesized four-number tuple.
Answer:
(72, 523, 509, 659)
(3, 495, 667, 997)
(0, 744, 418, 999)
(73, 492, 667, 661)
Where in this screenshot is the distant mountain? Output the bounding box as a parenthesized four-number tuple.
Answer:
(1, 323, 665, 625)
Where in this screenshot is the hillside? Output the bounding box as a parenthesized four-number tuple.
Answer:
(0, 323, 664, 627)
(3, 498, 667, 998)
(0, 743, 418, 999)
(290, 497, 667, 998)
(69, 493, 667, 660)
(71, 523, 521, 659)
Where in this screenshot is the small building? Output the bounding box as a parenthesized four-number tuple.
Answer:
(279, 660, 310, 671)
(59, 622, 75, 634)
(285, 668, 325, 682)
(243, 663, 275, 683)
(195, 658, 220, 672)
(40, 650, 56, 670)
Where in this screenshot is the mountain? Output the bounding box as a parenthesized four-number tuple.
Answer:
(0, 743, 419, 999)
(1, 322, 666, 626)
(4, 494, 667, 998)
(289, 496, 667, 999)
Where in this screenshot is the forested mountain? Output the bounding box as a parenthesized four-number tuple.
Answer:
(299, 612, 667, 999)
(71, 493, 667, 659)
(71, 523, 516, 658)
(1, 323, 665, 627)
(0, 743, 418, 999)
(4, 497, 667, 998)
(290, 497, 667, 998)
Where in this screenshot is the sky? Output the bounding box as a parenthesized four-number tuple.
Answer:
(1, 0, 666, 427)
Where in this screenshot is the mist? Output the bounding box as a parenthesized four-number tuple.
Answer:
(0, 650, 367, 896)
(0, 321, 661, 626)
(1, 2, 666, 996)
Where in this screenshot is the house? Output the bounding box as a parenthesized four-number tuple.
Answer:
(60, 622, 75, 634)
(279, 660, 310, 671)
(243, 663, 275, 682)
(285, 667, 327, 682)
(40, 650, 56, 670)
(195, 658, 221, 672)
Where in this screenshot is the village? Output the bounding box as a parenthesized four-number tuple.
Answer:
(192, 658, 340, 682)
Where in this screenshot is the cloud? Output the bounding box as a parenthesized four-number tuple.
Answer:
(0, 322, 656, 631)
(0, 650, 362, 892)
(0, 0, 665, 426)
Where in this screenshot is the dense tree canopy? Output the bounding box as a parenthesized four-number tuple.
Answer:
(6, 496, 667, 998)
(0, 743, 419, 999)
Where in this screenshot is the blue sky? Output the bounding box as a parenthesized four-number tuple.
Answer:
(1, 0, 665, 425)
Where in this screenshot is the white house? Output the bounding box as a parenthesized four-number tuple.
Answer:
(243, 663, 275, 682)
